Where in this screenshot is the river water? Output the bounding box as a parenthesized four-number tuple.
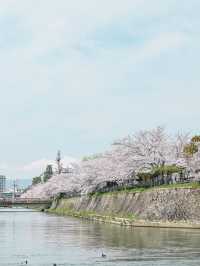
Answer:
(0, 209, 200, 266)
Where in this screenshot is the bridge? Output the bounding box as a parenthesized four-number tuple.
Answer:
(0, 198, 52, 209)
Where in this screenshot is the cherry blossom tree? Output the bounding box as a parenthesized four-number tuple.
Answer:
(22, 127, 198, 199)
(113, 127, 174, 173)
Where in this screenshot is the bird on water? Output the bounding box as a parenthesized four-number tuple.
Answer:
(102, 252, 106, 258)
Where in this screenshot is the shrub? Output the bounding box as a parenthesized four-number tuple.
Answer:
(151, 165, 184, 177)
(32, 176, 42, 185)
(137, 165, 184, 184)
(191, 135, 200, 143)
(183, 143, 198, 156)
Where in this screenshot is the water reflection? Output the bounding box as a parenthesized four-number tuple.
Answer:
(0, 209, 200, 265)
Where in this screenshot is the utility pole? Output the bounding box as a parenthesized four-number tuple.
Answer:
(56, 150, 62, 174)
(12, 180, 16, 202)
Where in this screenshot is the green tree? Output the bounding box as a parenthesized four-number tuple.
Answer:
(82, 153, 102, 161)
(32, 176, 42, 185)
(137, 165, 184, 186)
(183, 142, 198, 156)
(43, 164, 53, 182)
(191, 135, 200, 143)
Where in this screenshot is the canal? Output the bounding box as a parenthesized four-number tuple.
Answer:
(0, 209, 200, 265)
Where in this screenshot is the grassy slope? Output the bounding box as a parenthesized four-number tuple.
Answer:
(89, 182, 200, 197)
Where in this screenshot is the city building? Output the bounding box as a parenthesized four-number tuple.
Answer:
(0, 175, 6, 193)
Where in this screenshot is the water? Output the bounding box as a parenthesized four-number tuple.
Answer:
(0, 209, 200, 266)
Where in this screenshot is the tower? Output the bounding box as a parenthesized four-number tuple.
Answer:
(56, 150, 62, 174)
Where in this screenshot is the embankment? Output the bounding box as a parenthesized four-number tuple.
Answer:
(48, 188, 200, 228)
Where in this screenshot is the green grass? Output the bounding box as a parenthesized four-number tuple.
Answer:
(89, 187, 147, 197)
(151, 182, 200, 190)
(48, 207, 137, 223)
(89, 182, 200, 197)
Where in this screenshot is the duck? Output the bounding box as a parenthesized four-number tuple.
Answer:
(102, 252, 106, 258)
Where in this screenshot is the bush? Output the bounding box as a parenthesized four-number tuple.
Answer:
(137, 165, 185, 185)
(183, 143, 198, 156)
(151, 165, 184, 177)
(32, 176, 42, 185)
(191, 135, 200, 143)
(82, 153, 102, 161)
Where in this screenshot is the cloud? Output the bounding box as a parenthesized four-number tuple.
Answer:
(0, 156, 77, 180)
(20, 159, 52, 172)
(137, 32, 188, 59)
(0, 0, 199, 180)
(19, 156, 77, 173)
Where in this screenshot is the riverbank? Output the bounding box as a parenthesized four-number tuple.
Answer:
(48, 186, 200, 229)
(47, 209, 200, 229)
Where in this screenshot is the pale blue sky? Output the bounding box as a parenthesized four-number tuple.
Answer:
(0, 0, 199, 179)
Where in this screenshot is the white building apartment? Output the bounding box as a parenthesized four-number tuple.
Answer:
(0, 175, 6, 193)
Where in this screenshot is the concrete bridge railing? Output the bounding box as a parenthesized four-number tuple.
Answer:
(0, 198, 52, 208)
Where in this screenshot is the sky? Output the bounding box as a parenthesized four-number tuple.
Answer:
(0, 0, 199, 180)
